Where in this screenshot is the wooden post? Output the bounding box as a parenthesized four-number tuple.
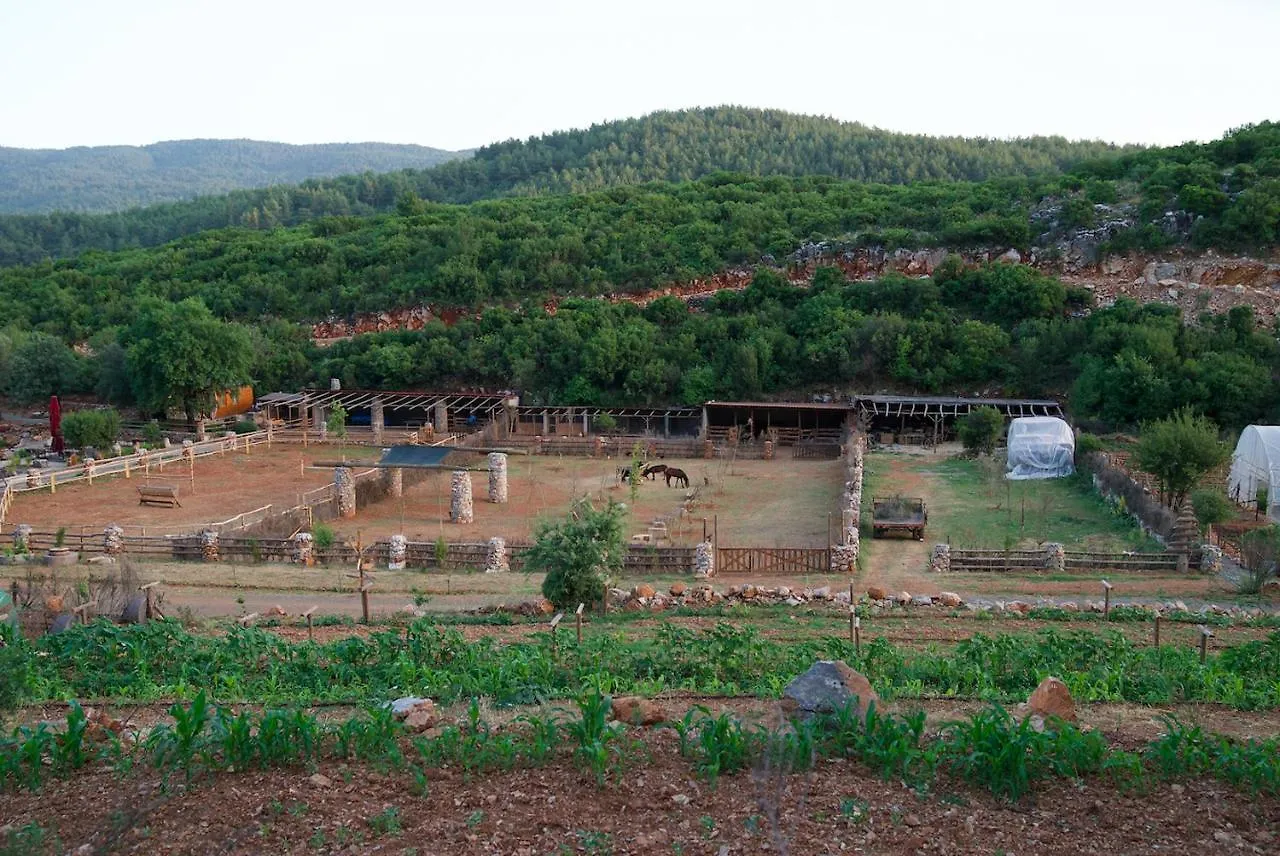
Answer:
(1101, 580, 1113, 620)
(140, 581, 159, 620)
(1154, 614, 1161, 647)
(854, 614, 861, 655)
(189, 455, 195, 495)
(576, 602, 584, 645)
(360, 584, 372, 624)
(1199, 626, 1212, 664)
(124, 460, 131, 480)
(49, 472, 55, 495)
(303, 606, 317, 643)
(550, 612, 563, 659)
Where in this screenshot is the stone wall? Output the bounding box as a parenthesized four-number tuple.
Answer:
(831, 435, 864, 572)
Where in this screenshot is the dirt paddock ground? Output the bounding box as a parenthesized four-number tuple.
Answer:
(333, 454, 845, 547)
(3, 446, 381, 535)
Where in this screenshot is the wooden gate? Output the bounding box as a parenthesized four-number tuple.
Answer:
(717, 547, 830, 574)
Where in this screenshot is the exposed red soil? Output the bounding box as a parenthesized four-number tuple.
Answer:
(6, 730, 1277, 855)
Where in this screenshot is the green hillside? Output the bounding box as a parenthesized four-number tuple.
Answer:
(0, 138, 467, 214)
(0, 107, 1130, 266)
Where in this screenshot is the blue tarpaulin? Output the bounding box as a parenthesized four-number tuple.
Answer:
(378, 445, 455, 468)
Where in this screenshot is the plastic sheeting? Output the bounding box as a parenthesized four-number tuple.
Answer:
(1005, 417, 1075, 480)
(1227, 425, 1280, 519)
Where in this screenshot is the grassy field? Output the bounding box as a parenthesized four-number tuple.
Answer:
(863, 451, 1160, 552)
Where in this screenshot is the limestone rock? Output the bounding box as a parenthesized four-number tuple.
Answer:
(609, 696, 666, 726)
(938, 591, 962, 608)
(1026, 676, 1076, 722)
(783, 660, 879, 717)
(669, 582, 687, 597)
(404, 706, 438, 733)
(308, 773, 333, 788)
(911, 595, 933, 607)
(895, 591, 912, 605)
(867, 585, 888, 601)
(633, 583, 656, 599)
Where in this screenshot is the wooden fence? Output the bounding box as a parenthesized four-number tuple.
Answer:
(947, 549, 1191, 574)
(717, 547, 830, 574)
(8, 530, 698, 574)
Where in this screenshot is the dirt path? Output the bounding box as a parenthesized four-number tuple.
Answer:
(859, 453, 936, 593)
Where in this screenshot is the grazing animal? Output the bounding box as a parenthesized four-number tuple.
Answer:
(617, 466, 633, 484)
(665, 467, 689, 488)
(642, 464, 668, 481)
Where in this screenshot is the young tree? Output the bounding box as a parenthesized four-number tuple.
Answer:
(1134, 408, 1230, 508)
(524, 499, 626, 610)
(1191, 488, 1234, 535)
(122, 297, 253, 423)
(957, 406, 1004, 456)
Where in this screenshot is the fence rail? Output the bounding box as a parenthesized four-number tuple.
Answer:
(947, 548, 1190, 574)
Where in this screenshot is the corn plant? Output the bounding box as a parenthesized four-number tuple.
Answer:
(565, 689, 622, 785)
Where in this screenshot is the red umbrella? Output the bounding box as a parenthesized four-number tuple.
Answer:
(49, 395, 64, 454)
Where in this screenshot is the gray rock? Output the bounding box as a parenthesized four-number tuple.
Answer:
(120, 594, 147, 624)
(48, 613, 75, 634)
(911, 595, 934, 607)
(385, 696, 430, 716)
(784, 660, 878, 716)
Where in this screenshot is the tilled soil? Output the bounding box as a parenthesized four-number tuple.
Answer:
(5, 730, 1277, 855)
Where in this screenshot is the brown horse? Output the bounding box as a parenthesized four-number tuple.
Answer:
(664, 467, 689, 488)
(642, 464, 668, 481)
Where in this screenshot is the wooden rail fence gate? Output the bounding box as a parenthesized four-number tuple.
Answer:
(717, 547, 830, 574)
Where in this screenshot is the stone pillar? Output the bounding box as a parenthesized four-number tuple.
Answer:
(388, 534, 407, 570)
(434, 402, 449, 436)
(195, 420, 207, 442)
(695, 539, 715, 578)
(293, 532, 314, 566)
(450, 470, 474, 523)
(592, 436, 604, 458)
(929, 543, 951, 573)
(1200, 543, 1222, 574)
(1043, 542, 1066, 573)
(25, 469, 40, 489)
(763, 440, 775, 460)
(334, 467, 356, 519)
(488, 453, 508, 503)
(200, 529, 219, 562)
(12, 524, 32, 553)
(542, 412, 550, 435)
(384, 467, 403, 498)
(830, 542, 857, 573)
(314, 405, 327, 441)
(103, 524, 124, 556)
(582, 412, 589, 435)
(484, 536, 509, 573)
(702, 439, 714, 459)
(371, 398, 385, 445)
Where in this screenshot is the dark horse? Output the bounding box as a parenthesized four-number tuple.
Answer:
(641, 464, 668, 481)
(617, 466, 634, 484)
(665, 467, 689, 488)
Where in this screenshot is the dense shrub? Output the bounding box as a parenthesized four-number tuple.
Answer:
(60, 408, 121, 451)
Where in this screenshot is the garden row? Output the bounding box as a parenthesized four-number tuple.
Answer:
(7, 619, 1280, 710)
(3, 692, 1278, 805)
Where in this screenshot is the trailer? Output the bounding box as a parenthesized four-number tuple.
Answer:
(871, 496, 927, 540)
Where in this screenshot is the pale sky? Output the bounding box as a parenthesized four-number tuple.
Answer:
(3, 0, 1277, 151)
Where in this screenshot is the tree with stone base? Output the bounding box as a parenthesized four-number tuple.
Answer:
(524, 499, 625, 610)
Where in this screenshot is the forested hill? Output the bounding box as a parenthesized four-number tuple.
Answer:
(0, 107, 1130, 266)
(0, 139, 467, 214)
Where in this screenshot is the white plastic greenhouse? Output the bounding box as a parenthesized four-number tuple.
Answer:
(1227, 425, 1280, 519)
(1005, 416, 1075, 480)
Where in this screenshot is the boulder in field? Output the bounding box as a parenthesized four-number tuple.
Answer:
(938, 591, 962, 608)
(1026, 676, 1076, 722)
(633, 583, 656, 599)
(610, 696, 666, 726)
(867, 585, 888, 601)
(669, 582, 687, 597)
(783, 660, 879, 717)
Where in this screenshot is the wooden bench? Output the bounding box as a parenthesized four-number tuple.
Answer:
(138, 483, 181, 508)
